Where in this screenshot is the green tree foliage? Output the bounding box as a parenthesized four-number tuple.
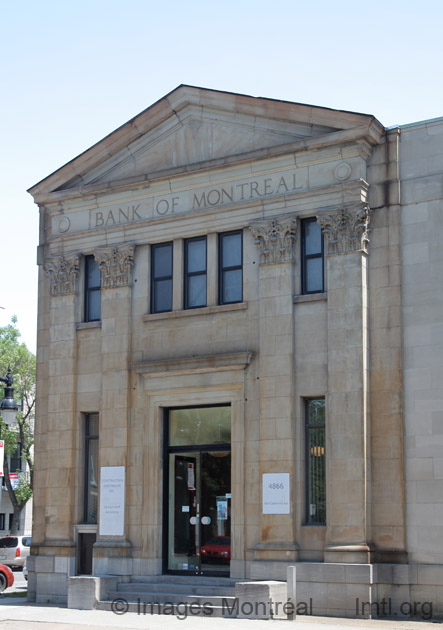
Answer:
(0, 317, 35, 534)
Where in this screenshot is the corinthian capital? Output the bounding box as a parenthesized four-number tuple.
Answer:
(316, 204, 370, 255)
(44, 254, 80, 296)
(249, 215, 297, 265)
(94, 244, 135, 289)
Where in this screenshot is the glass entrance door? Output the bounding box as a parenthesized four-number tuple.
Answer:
(165, 406, 231, 575)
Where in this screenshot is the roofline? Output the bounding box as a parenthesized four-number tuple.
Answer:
(28, 84, 384, 196)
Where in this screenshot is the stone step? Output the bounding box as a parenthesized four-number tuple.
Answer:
(108, 591, 236, 607)
(117, 582, 235, 596)
(129, 575, 235, 586)
(97, 598, 238, 618)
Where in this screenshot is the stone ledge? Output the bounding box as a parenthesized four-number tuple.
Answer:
(133, 351, 254, 377)
(293, 292, 327, 304)
(143, 301, 247, 322)
(76, 321, 102, 331)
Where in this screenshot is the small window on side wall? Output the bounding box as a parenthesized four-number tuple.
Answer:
(84, 256, 101, 322)
(305, 398, 326, 525)
(301, 218, 324, 294)
(219, 231, 243, 305)
(151, 242, 173, 313)
(184, 237, 207, 309)
(84, 413, 99, 524)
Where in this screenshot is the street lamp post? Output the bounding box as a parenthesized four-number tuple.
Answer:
(0, 366, 18, 426)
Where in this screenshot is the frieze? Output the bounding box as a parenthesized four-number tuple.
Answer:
(249, 216, 297, 265)
(316, 204, 370, 255)
(94, 245, 135, 288)
(44, 255, 80, 296)
(51, 168, 306, 236)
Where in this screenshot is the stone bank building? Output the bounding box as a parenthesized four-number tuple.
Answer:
(28, 86, 443, 616)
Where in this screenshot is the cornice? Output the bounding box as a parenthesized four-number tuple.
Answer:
(31, 124, 383, 206)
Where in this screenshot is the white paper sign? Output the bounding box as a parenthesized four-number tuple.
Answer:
(0, 441, 3, 477)
(262, 473, 290, 514)
(99, 466, 125, 536)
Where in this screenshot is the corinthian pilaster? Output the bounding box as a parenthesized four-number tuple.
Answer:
(316, 204, 372, 563)
(249, 215, 297, 265)
(249, 214, 298, 563)
(44, 255, 80, 296)
(94, 244, 135, 289)
(317, 204, 370, 255)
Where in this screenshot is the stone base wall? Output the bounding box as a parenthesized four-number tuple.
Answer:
(28, 555, 443, 620)
(248, 561, 443, 620)
(27, 555, 75, 604)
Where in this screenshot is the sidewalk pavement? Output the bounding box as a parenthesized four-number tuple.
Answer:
(0, 597, 437, 630)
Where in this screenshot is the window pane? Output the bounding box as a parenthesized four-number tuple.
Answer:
(154, 279, 173, 312)
(87, 289, 101, 321)
(222, 269, 242, 303)
(87, 258, 101, 288)
(304, 221, 322, 255)
(86, 437, 98, 524)
(154, 244, 172, 278)
(306, 258, 323, 293)
(169, 406, 231, 446)
(187, 274, 206, 308)
(187, 239, 206, 273)
(222, 233, 242, 268)
(308, 426, 326, 524)
(307, 399, 325, 425)
(86, 414, 99, 437)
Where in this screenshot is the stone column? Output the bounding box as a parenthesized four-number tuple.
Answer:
(40, 255, 80, 560)
(249, 216, 298, 565)
(317, 204, 373, 563)
(92, 244, 134, 575)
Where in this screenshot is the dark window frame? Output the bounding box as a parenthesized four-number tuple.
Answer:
(184, 236, 207, 310)
(218, 230, 243, 305)
(151, 242, 173, 314)
(84, 413, 99, 524)
(0, 514, 4, 530)
(84, 255, 101, 322)
(305, 398, 326, 526)
(9, 442, 22, 473)
(301, 218, 324, 294)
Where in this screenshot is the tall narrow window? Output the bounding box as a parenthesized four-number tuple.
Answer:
(301, 218, 324, 294)
(84, 256, 101, 322)
(184, 237, 207, 309)
(84, 413, 99, 524)
(151, 242, 173, 313)
(0, 514, 5, 530)
(219, 231, 243, 304)
(305, 398, 326, 525)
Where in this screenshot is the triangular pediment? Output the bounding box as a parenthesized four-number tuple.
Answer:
(29, 86, 384, 199)
(72, 111, 338, 189)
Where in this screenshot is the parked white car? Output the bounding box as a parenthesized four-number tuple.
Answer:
(0, 536, 32, 569)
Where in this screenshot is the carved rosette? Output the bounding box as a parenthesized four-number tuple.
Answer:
(44, 255, 80, 296)
(94, 244, 135, 288)
(249, 216, 297, 265)
(316, 204, 370, 255)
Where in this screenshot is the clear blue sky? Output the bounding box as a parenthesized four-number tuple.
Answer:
(1, 0, 442, 352)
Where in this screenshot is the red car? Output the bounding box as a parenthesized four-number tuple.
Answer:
(200, 537, 231, 564)
(0, 564, 14, 593)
